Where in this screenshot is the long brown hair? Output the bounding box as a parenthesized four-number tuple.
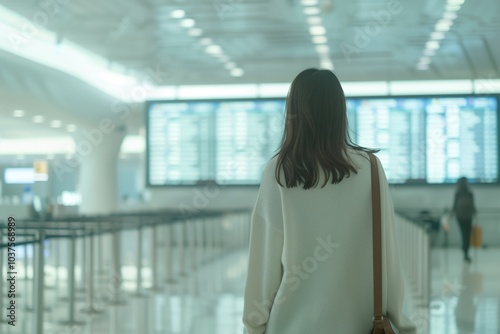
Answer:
(275, 68, 377, 189)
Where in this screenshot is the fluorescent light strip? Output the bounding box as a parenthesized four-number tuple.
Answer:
(307, 16, 322, 25)
(303, 7, 320, 15)
(0, 7, 140, 100)
(309, 25, 326, 35)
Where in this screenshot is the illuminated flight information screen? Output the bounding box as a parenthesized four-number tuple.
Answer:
(425, 97, 498, 183)
(347, 98, 426, 183)
(147, 99, 284, 185)
(147, 96, 498, 186)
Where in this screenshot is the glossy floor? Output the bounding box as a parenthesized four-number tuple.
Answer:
(1, 248, 499, 334)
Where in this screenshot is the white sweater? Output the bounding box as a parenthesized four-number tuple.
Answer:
(243, 150, 416, 334)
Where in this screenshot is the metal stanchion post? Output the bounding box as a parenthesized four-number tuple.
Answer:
(34, 231, 45, 334)
(135, 226, 144, 297)
(195, 219, 202, 268)
(111, 228, 126, 305)
(77, 230, 86, 293)
(203, 219, 213, 262)
(165, 224, 175, 283)
(179, 222, 186, 276)
(189, 220, 196, 270)
(82, 229, 100, 313)
(23, 243, 29, 280)
(98, 221, 105, 276)
(149, 225, 161, 291)
(60, 231, 83, 325)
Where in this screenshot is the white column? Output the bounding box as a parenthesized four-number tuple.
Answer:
(73, 124, 125, 215)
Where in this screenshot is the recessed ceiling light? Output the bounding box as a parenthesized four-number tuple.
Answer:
(312, 35, 327, 44)
(435, 20, 452, 31)
(303, 7, 320, 15)
(200, 38, 212, 45)
(315, 44, 329, 53)
(66, 124, 77, 132)
(33, 115, 44, 123)
(224, 62, 236, 70)
(188, 28, 203, 36)
(320, 61, 334, 70)
(230, 68, 244, 77)
(419, 57, 431, 64)
(170, 10, 185, 18)
(416, 63, 429, 70)
(309, 25, 326, 35)
(430, 31, 445, 40)
(180, 18, 195, 28)
(301, 0, 319, 5)
(426, 40, 440, 50)
(13, 109, 24, 117)
(423, 49, 436, 56)
(307, 16, 322, 25)
(216, 54, 230, 62)
(50, 120, 62, 128)
(443, 12, 457, 20)
(206, 45, 222, 54)
(445, 4, 461, 11)
(447, 0, 464, 5)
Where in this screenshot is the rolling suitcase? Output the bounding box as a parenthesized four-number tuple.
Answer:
(470, 224, 482, 248)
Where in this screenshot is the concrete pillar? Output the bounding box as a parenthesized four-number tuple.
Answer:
(72, 124, 126, 215)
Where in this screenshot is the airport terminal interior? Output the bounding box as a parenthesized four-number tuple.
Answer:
(0, 0, 499, 333)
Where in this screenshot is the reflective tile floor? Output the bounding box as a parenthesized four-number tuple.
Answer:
(428, 248, 500, 334)
(1, 248, 499, 334)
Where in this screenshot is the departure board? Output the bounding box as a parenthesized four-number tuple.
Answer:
(425, 97, 498, 183)
(147, 95, 498, 186)
(348, 98, 426, 183)
(147, 99, 284, 185)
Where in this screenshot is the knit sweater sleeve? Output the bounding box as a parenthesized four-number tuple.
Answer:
(242, 162, 284, 334)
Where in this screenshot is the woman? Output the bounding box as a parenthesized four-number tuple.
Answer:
(451, 177, 477, 262)
(243, 69, 415, 333)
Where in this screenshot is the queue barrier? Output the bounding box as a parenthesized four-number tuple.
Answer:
(395, 214, 431, 333)
(0, 209, 251, 334)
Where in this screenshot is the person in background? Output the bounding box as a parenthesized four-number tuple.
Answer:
(451, 177, 477, 262)
(242, 68, 415, 334)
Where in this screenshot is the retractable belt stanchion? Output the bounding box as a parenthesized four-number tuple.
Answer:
(165, 223, 175, 283)
(195, 219, 202, 268)
(178, 222, 186, 276)
(135, 225, 144, 297)
(60, 230, 83, 325)
(23, 243, 29, 280)
(82, 228, 100, 313)
(188, 219, 196, 271)
(98, 221, 105, 276)
(34, 231, 45, 334)
(207, 219, 213, 262)
(150, 224, 161, 291)
(111, 226, 125, 305)
(78, 229, 86, 293)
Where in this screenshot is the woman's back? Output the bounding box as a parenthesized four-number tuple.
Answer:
(243, 68, 414, 334)
(244, 149, 411, 333)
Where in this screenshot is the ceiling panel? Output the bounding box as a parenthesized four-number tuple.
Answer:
(0, 0, 498, 85)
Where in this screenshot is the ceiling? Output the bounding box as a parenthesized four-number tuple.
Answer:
(0, 0, 499, 154)
(0, 0, 499, 85)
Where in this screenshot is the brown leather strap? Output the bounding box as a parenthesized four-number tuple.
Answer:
(369, 153, 383, 318)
